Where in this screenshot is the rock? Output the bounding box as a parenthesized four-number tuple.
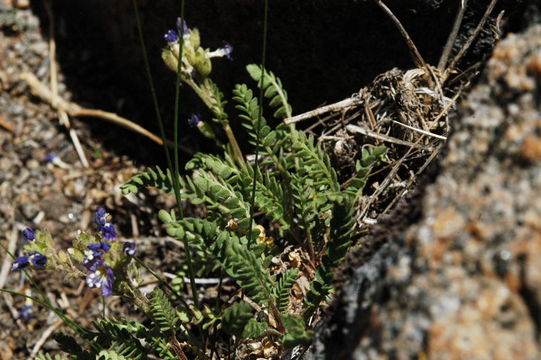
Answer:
(308, 24, 541, 360)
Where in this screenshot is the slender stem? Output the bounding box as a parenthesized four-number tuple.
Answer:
(173, 4, 187, 221)
(184, 78, 245, 165)
(437, 0, 469, 71)
(223, 123, 245, 165)
(247, 0, 269, 248)
(132, 0, 199, 308)
(444, 0, 498, 80)
(373, 0, 426, 69)
(209, 269, 224, 359)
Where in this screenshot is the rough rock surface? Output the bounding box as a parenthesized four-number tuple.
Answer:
(308, 24, 541, 360)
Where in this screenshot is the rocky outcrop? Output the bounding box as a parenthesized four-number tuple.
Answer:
(309, 24, 541, 360)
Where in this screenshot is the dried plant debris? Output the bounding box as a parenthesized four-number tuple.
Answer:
(286, 0, 501, 236)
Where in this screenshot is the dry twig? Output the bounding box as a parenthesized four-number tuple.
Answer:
(18, 71, 194, 153)
(44, 0, 90, 168)
(372, 0, 427, 69)
(30, 319, 63, 357)
(438, 0, 469, 71)
(0, 228, 18, 289)
(345, 124, 434, 150)
(444, 0, 499, 79)
(284, 97, 362, 125)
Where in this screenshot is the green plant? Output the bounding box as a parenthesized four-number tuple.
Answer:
(5, 7, 386, 359)
(121, 57, 386, 353)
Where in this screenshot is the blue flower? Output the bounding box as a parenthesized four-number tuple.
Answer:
(176, 17, 189, 37)
(188, 113, 202, 128)
(44, 153, 58, 162)
(28, 251, 47, 269)
(164, 18, 189, 44)
(95, 207, 117, 241)
(11, 251, 47, 271)
(85, 259, 115, 297)
(100, 223, 117, 241)
(207, 42, 234, 60)
(83, 242, 111, 269)
(95, 207, 107, 227)
(22, 228, 35, 241)
(18, 305, 32, 322)
(164, 29, 179, 44)
(87, 242, 111, 257)
(123, 242, 136, 257)
(11, 256, 29, 271)
(221, 42, 234, 60)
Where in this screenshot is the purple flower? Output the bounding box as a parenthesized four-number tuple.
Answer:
(176, 17, 189, 37)
(188, 113, 202, 128)
(11, 256, 29, 271)
(221, 42, 233, 60)
(28, 251, 47, 269)
(18, 305, 32, 322)
(44, 153, 58, 162)
(164, 29, 179, 44)
(100, 223, 117, 241)
(123, 242, 136, 257)
(85, 259, 115, 297)
(95, 207, 117, 241)
(164, 18, 189, 44)
(83, 242, 110, 270)
(22, 228, 35, 241)
(95, 207, 107, 227)
(87, 242, 111, 258)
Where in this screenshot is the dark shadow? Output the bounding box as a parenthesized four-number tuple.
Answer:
(28, 0, 529, 165)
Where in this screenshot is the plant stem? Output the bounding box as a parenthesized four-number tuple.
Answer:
(223, 123, 245, 165)
(132, 0, 199, 308)
(247, 0, 270, 248)
(185, 78, 245, 166)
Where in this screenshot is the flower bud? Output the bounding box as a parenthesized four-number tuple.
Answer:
(194, 48, 212, 78)
(162, 49, 179, 73)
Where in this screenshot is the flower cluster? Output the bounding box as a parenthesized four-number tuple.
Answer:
(162, 17, 234, 79)
(82, 208, 120, 296)
(94, 207, 117, 241)
(85, 259, 115, 297)
(11, 250, 47, 271)
(10, 207, 138, 302)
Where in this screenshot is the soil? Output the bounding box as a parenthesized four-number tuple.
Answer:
(0, 0, 537, 359)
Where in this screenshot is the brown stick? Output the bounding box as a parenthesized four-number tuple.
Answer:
(18, 71, 194, 154)
(373, 0, 427, 69)
(284, 96, 362, 125)
(345, 124, 434, 151)
(445, 0, 498, 78)
(437, 0, 469, 71)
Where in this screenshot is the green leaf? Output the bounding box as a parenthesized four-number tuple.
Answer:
(304, 197, 355, 311)
(273, 269, 299, 314)
(246, 64, 292, 119)
(150, 288, 180, 334)
(121, 166, 186, 195)
(242, 319, 269, 339)
(222, 302, 253, 337)
(344, 145, 387, 198)
(280, 314, 313, 348)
